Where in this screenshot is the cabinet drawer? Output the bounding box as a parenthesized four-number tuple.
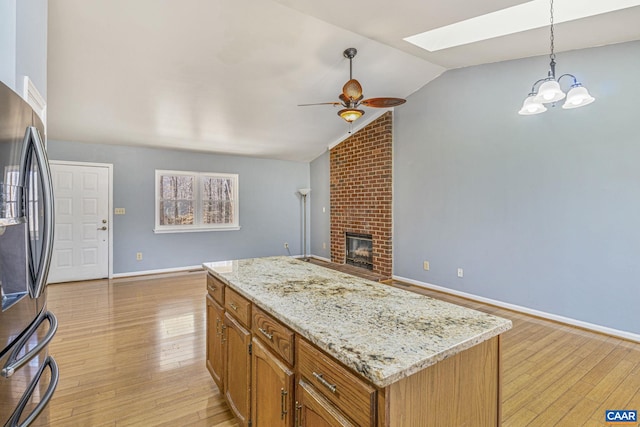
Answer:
(207, 273, 225, 305)
(252, 305, 295, 366)
(225, 287, 252, 328)
(297, 338, 376, 427)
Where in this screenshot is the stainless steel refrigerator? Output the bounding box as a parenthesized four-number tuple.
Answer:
(0, 81, 58, 426)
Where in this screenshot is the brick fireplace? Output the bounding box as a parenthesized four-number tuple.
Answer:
(330, 112, 392, 279)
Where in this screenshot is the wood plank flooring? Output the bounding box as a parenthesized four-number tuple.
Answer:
(38, 269, 639, 426)
(40, 271, 238, 427)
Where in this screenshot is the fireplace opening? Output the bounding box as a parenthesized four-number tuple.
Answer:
(345, 232, 373, 270)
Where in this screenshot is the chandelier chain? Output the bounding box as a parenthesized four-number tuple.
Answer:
(549, 0, 555, 61)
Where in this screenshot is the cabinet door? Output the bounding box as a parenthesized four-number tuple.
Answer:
(251, 337, 294, 427)
(206, 294, 225, 390)
(296, 379, 356, 427)
(224, 312, 252, 427)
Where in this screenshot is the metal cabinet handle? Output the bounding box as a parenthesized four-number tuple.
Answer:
(6, 355, 59, 427)
(280, 388, 288, 420)
(258, 327, 273, 341)
(221, 324, 227, 343)
(295, 402, 302, 427)
(312, 372, 337, 394)
(2, 310, 58, 378)
(215, 318, 221, 336)
(229, 302, 238, 311)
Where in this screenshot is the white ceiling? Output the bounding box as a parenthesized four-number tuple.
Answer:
(47, 0, 640, 162)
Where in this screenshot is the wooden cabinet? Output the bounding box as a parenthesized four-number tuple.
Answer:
(207, 273, 225, 305)
(251, 337, 294, 427)
(206, 294, 225, 390)
(297, 338, 376, 427)
(296, 379, 356, 427)
(225, 287, 252, 328)
(205, 272, 503, 427)
(252, 305, 294, 365)
(224, 311, 252, 427)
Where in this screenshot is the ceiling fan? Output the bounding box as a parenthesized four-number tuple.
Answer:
(299, 48, 406, 123)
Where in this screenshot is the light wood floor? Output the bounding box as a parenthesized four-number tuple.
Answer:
(39, 270, 639, 426)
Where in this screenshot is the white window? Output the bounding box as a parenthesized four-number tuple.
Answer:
(154, 170, 239, 233)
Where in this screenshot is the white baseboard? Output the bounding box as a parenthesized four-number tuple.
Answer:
(309, 254, 331, 263)
(393, 275, 640, 343)
(112, 265, 204, 278)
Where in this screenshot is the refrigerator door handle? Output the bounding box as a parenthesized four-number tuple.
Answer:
(5, 355, 59, 427)
(25, 126, 55, 299)
(1, 310, 58, 378)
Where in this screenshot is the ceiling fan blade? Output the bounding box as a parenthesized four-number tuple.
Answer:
(360, 97, 407, 108)
(298, 102, 342, 107)
(342, 79, 363, 100)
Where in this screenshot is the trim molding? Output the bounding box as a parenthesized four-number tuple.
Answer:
(112, 265, 204, 278)
(393, 275, 640, 343)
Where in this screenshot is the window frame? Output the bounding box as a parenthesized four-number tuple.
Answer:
(154, 169, 240, 233)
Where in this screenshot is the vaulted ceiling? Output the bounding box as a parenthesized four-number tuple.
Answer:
(47, 0, 640, 162)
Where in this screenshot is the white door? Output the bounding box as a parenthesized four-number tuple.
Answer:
(48, 162, 110, 283)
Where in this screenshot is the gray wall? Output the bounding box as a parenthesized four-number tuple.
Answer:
(0, 0, 17, 89)
(16, 0, 47, 98)
(0, 0, 47, 96)
(48, 140, 309, 274)
(394, 40, 640, 334)
(310, 149, 330, 259)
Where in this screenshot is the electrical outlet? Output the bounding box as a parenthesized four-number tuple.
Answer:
(136, 252, 143, 261)
(423, 261, 430, 271)
(284, 242, 289, 249)
(457, 268, 464, 278)
(114, 208, 126, 215)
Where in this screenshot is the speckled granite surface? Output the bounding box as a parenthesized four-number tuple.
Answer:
(203, 256, 512, 388)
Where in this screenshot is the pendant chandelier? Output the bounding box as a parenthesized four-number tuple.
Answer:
(518, 0, 595, 115)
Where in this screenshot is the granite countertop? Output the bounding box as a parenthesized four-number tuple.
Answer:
(203, 256, 512, 388)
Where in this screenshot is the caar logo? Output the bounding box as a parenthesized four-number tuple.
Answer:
(606, 410, 637, 424)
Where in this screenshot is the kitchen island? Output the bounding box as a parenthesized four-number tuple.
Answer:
(204, 256, 512, 426)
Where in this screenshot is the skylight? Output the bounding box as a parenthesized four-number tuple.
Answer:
(404, 0, 640, 52)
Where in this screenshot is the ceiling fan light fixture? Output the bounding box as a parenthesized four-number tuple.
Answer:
(338, 108, 364, 123)
(299, 48, 406, 124)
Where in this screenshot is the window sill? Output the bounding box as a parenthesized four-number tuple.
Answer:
(153, 226, 241, 234)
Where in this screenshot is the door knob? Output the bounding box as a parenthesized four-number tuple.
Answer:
(102, 219, 107, 223)
(97, 226, 107, 231)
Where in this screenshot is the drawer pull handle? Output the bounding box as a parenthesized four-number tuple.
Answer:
(280, 388, 288, 420)
(295, 402, 302, 427)
(312, 372, 337, 394)
(258, 327, 273, 341)
(229, 302, 238, 311)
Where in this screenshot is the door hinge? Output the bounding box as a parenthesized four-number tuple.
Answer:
(249, 343, 252, 355)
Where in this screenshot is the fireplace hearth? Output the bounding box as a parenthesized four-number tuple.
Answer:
(345, 232, 373, 270)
